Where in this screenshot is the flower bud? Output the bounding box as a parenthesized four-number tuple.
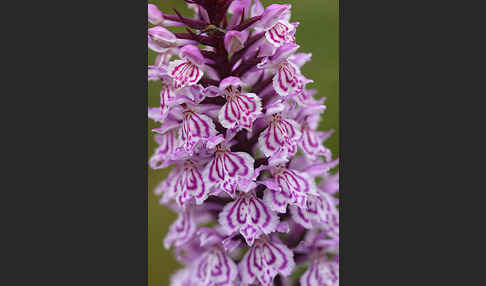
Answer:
(148, 4, 163, 25)
(259, 4, 291, 29)
(148, 26, 177, 50)
(224, 31, 248, 54)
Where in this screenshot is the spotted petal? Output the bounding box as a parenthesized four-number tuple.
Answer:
(204, 150, 254, 197)
(218, 192, 279, 246)
(180, 110, 217, 153)
(149, 130, 177, 169)
(263, 167, 318, 212)
(194, 246, 238, 286)
(169, 161, 209, 208)
(168, 59, 204, 89)
(290, 192, 339, 236)
(300, 125, 333, 161)
(218, 92, 262, 131)
(273, 60, 302, 97)
(239, 238, 295, 286)
(265, 20, 296, 48)
(160, 83, 177, 116)
(164, 208, 196, 249)
(258, 117, 302, 158)
(300, 257, 339, 286)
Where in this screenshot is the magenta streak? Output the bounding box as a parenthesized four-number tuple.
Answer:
(157, 134, 171, 154)
(174, 213, 188, 232)
(194, 112, 211, 137)
(262, 244, 276, 266)
(254, 198, 271, 228)
(219, 252, 232, 285)
(192, 66, 200, 83)
(196, 256, 207, 280)
(215, 155, 225, 180)
(307, 199, 318, 215)
(297, 207, 310, 223)
(268, 28, 283, 45)
(264, 126, 277, 151)
(235, 198, 247, 225)
(185, 168, 198, 191)
(277, 69, 288, 92)
(223, 102, 236, 124)
(187, 113, 202, 137)
(229, 152, 249, 176)
(252, 246, 263, 271)
(277, 176, 295, 198)
(225, 200, 239, 229)
(239, 94, 256, 113)
(188, 65, 195, 80)
(290, 170, 310, 193)
(272, 124, 285, 147)
(230, 100, 241, 121)
(175, 175, 184, 194)
(249, 198, 261, 224)
(283, 64, 294, 85)
(208, 158, 217, 182)
(307, 263, 316, 286)
(284, 120, 297, 139)
(284, 171, 300, 194)
(194, 168, 205, 198)
(268, 241, 288, 271)
(223, 153, 241, 177)
(272, 189, 287, 206)
(170, 61, 186, 76)
(245, 249, 255, 279)
(210, 253, 222, 276)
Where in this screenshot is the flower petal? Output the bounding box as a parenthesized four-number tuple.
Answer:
(219, 193, 279, 246)
(300, 257, 339, 286)
(273, 60, 302, 97)
(265, 20, 296, 48)
(168, 59, 204, 89)
(258, 117, 301, 158)
(163, 208, 196, 249)
(239, 238, 295, 286)
(218, 92, 262, 131)
(180, 110, 217, 153)
(195, 247, 238, 286)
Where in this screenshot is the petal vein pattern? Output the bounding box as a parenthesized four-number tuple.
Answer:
(164, 208, 196, 249)
(300, 258, 339, 286)
(273, 60, 302, 97)
(265, 20, 296, 47)
(204, 148, 255, 197)
(159, 161, 209, 208)
(218, 192, 279, 246)
(218, 91, 262, 131)
(239, 238, 295, 286)
(263, 167, 318, 212)
(180, 110, 217, 153)
(258, 115, 302, 158)
(290, 192, 339, 237)
(168, 59, 204, 89)
(194, 247, 238, 286)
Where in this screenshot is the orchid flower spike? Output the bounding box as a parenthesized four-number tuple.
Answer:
(148, 1, 339, 285)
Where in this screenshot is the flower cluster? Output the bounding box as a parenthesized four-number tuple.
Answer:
(148, 1, 339, 285)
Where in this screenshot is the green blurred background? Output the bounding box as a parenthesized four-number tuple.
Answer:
(148, 0, 338, 285)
